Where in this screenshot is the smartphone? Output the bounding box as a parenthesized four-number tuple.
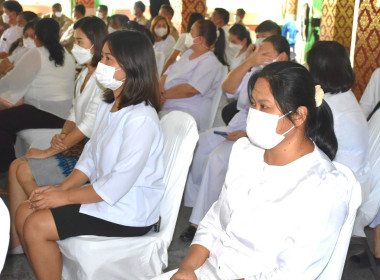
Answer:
(214, 131, 228, 136)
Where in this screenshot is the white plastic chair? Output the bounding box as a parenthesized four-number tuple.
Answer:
(205, 66, 228, 130)
(316, 162, 362, 280)
(360, 67, 380, 118)
(154, 162, 362, 280)
(15, 128, 61, 157)
(0, 198, 10, 274)
(58, 111, 199, 280)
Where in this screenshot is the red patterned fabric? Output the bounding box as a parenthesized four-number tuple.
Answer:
(181, 0, 207, 33)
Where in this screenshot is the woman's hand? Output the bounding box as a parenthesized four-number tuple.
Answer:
(25, 148, 56, 159)
(50, 133, 67, 151)
(29, 186, 69, 210)
(225, 131, 247, 141)
(170, 268, 197, 280)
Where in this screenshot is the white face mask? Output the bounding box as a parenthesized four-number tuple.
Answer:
(234, 15, 241, 23)
(184, 33, 200, 49)
(154, 27, 168, 37)
(256, 37, 265, 46)
(95, 62, 125, 90)
(2, 13, 9, 24)
(23, 37, 36, 49)
(246, 108, 294, 149)
(229, 42, 243, 51)
(54, 12, 62, 18)
(108, 26, 117, 33)
(72, 44, 94, 65)
(96, 11, 103, 19)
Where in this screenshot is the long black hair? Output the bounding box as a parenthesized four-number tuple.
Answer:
(35, 18, 64, 66)
(74, 16, 108, 67)
(248, 61, 338, 160)
(197, 19, 227, 66)
(102, 30, 160, 112)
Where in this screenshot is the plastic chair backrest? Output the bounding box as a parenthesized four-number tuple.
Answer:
(282, 21, 298, 48)
(316, 162, 362, 280)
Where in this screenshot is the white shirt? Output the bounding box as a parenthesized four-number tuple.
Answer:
(162, 49, 224, 131)
(324, 90, 370, 184)
(222, 25, 238, 65)
(0, 25, 22, 53)
(0, 46, 75, 119)
(229, 51, 246, 71)
(173, 33, 188, 54)
(360, 67, 380, 118)
(67, 67, 103, 137)
(8, 45, 28, 63)
(193, 138, 350, 280)
(153, 34, 176, 61)
(77, 102, 165, 227)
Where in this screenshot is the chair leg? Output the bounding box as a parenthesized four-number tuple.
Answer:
(363, 237, 380, 280)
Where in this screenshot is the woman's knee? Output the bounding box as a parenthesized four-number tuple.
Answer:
(23, 210, 58, 244)
(9, 158, 24, 174)
(15, 201, 33, 237)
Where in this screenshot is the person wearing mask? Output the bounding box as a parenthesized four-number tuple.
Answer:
(180, 36, 290, 242)
(234, 8, 245, 25)
(159, 4, 178, 41)
(60, 4, 85, 52)
(96, 5, 108, 25)
(0, 0, 9, 38)
(151, 15, 175, 61)
(15, 30, 164, 280)
(172, 61, 352, 280)
(159, 19, 227, 132)
(149, 0, 169, 20)
(0, 0, 22, 54)
(307, 41, 370, 187)
(228, 24, 251, 71)
(161, 12, 203, 75)
(210, 8, 234, 65)
(43, 3, 72, 31)
(8, 16, 107, 255)
(108, 14, 129, 33)
(133, 1, 148, 27)
(0, 18, 76, 173)
(222, 19, 282, 125)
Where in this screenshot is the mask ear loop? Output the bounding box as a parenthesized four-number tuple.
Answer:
(278, 110, 295, 136)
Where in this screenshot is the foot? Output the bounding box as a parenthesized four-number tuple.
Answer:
(349, 251, 380, 268)
(179, 225, 197, 242)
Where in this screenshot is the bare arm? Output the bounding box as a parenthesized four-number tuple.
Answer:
(163, 83, 199, 99)
(171, 244, 210, 280)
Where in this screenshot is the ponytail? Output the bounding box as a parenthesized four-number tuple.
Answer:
(306, 100, 338, 160)
(35, 18, 64, 67)
(214, 27, 227, 66)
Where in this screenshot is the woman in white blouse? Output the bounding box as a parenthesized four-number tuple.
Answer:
(15, 30, 164, 280)
(307, 41, 370, 186)
(172, 62, 351, 279)
(159, 19, 227, 132)
(7, 16, 107, 255)
(151, 15, 176, 61)
(228, 23, 251, 71)
(0, 18, 75, 173)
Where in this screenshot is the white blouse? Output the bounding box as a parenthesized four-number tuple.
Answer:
(324, 90, 370, 184)
(360, 67, 380, 118)
(66, 67, 103, 137)
(193, 138, 350, 279)
(77, 102, 165, 227)
(162, 49, 224, 131)
(0, 25, 23, 53)
(0, 46, 75, 119)
(153, 34, 176, 61)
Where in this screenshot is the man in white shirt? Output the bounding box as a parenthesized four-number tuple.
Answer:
(0, 0, 22, 54)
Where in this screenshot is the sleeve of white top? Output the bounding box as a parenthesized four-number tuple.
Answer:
(0, 30, 9, 53)
(191, 183, 227, 251)
(0, 47, 41, 104)
(188, 59, 221, 95)
(174, 33, 187, 53)
(92, 116, 160, 206)
(74, 138, 95, 180)
(360, 68, 380, 118)
(76, 87, 103, 138)
(246, 173, 349, 280)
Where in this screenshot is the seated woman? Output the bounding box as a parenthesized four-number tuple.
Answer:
(180, 35, 290, 242)
(7, 16, 107, 255)
(15, 30, 164, 280)
(172, 61, 351, 279)
(0, 18, 76, 173)
(161, 12, 204, 75)
(159, 19, 227, 132)
(228, 23, 251, 71)
(151, 15, 176, 61)
(307, 41, 370, 186)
